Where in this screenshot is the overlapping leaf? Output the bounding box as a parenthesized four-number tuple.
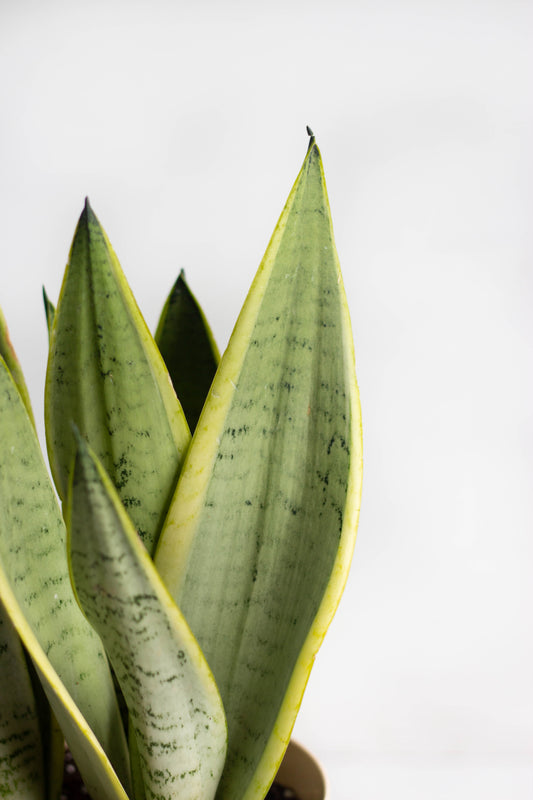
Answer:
(0, 599, 44, 800)
(155, 271, 219, 431)
(67, 436, 227, 800)
(0, 307, 35, 428)
(0, 357, 131, 799)
(156, 139, 362, 799)
(45, 200, 191, 554)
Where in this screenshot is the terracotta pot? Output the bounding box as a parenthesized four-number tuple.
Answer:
(274, 740, 328, 800)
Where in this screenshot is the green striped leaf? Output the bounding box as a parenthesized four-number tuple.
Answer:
(0, 577, 132, 800)
(0, 357, 132, 798)
(0, 306, 35, 428)
(45, 200, 191, 555)
(155, 271, 219, 432)
(66, 435, 227, 800)
(0, 599, 44, 800)
(155, 138, 362, 799)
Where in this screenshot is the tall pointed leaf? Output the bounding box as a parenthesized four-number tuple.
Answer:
(67, 436, 227, 800)
(155, 271, 219, 431)
(42, 287, 55, 337)
(0, 315, 66, 799)
(0, 357, 132, 796)
(45, 200, 191, 554)
(0, 599, 44, 800)
(155, 138, 362, 799)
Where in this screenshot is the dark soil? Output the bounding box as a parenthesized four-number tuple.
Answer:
(61, 747, 301, 800)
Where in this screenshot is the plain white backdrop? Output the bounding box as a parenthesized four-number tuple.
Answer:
(1, 1, 532, 798)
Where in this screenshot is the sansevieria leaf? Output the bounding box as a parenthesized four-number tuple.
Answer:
(155, 136, 363, 799)
(0, 357, 132, 799)
(45, 200, 191, 554)
(0, 306, 35, 428)
(42, 287, 55, 337)
(155, 271, 220, 432)
(67, 435, 227, 800)
(0, 599, 44, 800)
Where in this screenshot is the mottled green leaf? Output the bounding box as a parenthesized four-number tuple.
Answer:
(0, 306, 35, 428)
(45, 200, 191, 555)
(155, 271, 219, 431)
(0, 357, 132, 797)
(0, 577, 132, 800)
(0, 599, 44, 800)
(67, 436, 227, 800)
(156, 139, 362, 799)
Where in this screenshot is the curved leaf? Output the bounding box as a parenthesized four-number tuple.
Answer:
(155, 271, 219, 431)
(0, 306, 35, 428)
(45, 200, 191, 554)
(0, 574, 132, 800)
(0, 599, 44, 800)
(66, 436, 227, 800)
(0, 357, 131, 797)
(155, 139, 362, 799)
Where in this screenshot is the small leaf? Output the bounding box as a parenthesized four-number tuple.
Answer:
(156, 139, 362, 799)
(45, 200, 191, 554)
(0, 357, 132, 797)
(155, 271, 220, 431)
(0, 306, 36, 428)
(42, 287, 55, 337)
(0, 599, 44, 800)
(67, 435, 227, 800)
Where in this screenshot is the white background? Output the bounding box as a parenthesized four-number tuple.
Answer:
(1, 2, 532, 798)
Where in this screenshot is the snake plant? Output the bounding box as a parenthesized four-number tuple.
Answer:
(0, 132, 362, 800)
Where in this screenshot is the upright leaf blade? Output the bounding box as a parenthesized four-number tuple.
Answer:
(0, 599, 44, 800)
(0, 306, 35, 428)
(155, 271, 219, 431)
(67, 437, 227, 800)
(45, 200, 191, 554)
(0, 358, 131, 796)
(0, 575, 132, 800)
(155, 139, 362, 799)
(42, 287, 55, 338)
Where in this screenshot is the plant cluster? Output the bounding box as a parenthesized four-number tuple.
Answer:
(0, 133, 362, 800)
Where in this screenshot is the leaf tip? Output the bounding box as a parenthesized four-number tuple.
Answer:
(306, 125, 316, 151)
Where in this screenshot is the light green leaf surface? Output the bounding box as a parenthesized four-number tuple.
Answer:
(0, 306, 36, 428)
(155, 271, 219, 432)
(45, 200, 191, 555)
(0, 599, 44, 800)
(23, 652, 65, 800)
(156, 139, 362, 799)
(0, 578, 132, 800)
(0, 357, 132, 798)
(67, 437, 227, 800)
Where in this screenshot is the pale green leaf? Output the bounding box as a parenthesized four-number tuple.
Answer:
(0, 599, 44, 800)
(0, 575, 132, 800)
(66, 435, 227, 800)
(23, 654, 65, 800)
(155, 139, 362, 799)
(0, 357, 132, 797)
(45, 200, 191, 555)
(155, 271, 219, 432)
(0, 306, 36, 429)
